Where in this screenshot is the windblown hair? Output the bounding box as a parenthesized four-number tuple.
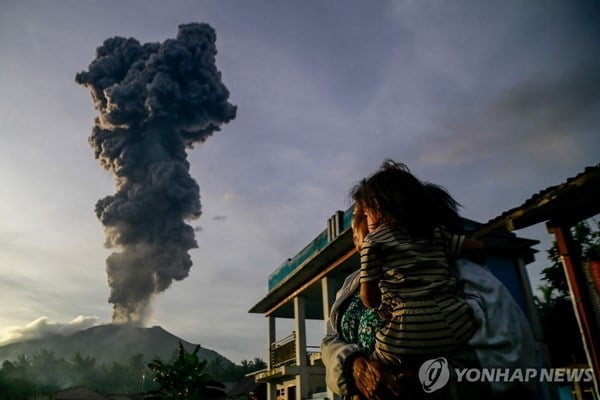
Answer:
(351, 160, 462, 239)
(351, 202, 369, 251)
(423, 182, 462, 234)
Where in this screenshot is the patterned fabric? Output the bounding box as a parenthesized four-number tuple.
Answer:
(359, 224, 476, 365)
(340, 291, 387, 354)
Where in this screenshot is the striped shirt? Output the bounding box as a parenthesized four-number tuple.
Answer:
(359, 224, 476, 364)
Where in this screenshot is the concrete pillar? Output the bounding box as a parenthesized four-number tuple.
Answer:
(267, 316, 276, 400)
(294, 296, 308, 400)
(266, 383, 277, 400)
(267, 316, 276, 369)
(294, 297, 307, 366)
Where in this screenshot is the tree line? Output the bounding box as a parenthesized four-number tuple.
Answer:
(0, 346, 266, 399)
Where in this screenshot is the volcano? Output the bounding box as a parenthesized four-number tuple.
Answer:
(0, 324, 232, 365)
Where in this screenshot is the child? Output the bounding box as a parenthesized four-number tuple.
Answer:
(339, 203, 389, 356)
(351, 160, 483, 366)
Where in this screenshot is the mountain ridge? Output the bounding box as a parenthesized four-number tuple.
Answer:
(0, 324, 232, 365)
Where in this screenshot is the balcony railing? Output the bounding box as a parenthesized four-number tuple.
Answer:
(270, 333, 322, 368)
(270, 332, 296, 368)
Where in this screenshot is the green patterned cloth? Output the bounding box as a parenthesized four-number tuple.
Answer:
(340, 291, 387, 354)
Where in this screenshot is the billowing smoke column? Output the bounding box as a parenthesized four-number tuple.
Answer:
(76, 23, 236, 324)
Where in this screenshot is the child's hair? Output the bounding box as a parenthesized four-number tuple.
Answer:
(423, 182, 462, 234)
(351, 159, 462, 239)
(351, 202, 369, 251)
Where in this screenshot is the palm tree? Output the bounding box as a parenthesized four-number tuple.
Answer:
(148, 341, 226, 399)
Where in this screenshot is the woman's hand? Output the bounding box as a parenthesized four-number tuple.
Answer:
(352, 357, 402, 399)
(352, 356, 380, 399)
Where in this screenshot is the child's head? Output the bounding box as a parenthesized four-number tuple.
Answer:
(351, 160, 461, 238)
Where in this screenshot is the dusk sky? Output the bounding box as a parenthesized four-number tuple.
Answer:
(1, 1, 599, 363)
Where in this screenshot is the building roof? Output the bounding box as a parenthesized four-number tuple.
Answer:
(249, 225, 357, 318)
(476, 164, 600, 236)
(266, 208, 354, 291)
(108, 395, 143, 400)
(55, 386, 112, 400)
(227, 375, 264, 397)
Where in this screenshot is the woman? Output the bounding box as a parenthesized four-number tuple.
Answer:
(321, 203, 409, 400)
(321, 181, 536, 399)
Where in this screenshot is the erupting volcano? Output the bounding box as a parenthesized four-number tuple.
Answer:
(76, 23, 236, 324)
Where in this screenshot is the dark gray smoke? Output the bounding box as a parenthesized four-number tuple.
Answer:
(76, 23, 236, 324)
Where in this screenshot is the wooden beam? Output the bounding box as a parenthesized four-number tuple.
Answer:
(547, 223, 600, 393)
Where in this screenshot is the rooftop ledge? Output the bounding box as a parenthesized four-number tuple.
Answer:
(253, 365, 326, 383)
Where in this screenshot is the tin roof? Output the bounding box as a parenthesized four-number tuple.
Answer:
(55, 387, 111, 400)
(476, 164, 600, 236)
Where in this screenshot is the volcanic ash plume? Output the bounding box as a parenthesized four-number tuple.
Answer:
(76, 23, 236, 324)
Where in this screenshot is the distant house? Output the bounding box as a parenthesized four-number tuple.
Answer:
(249, 206, 541, 400)
(227, 375, 266, 399)
(53, 386, 145, 400)
(108, 395, 143, 400)
(54, 386, 112, 400)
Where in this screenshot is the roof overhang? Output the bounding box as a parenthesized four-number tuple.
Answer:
(249, 228, 357, 318)
(476, 164, 600, 236)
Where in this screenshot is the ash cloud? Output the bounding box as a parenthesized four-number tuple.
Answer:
(76, 23, 236, 324)
(0, 316, 100, 346)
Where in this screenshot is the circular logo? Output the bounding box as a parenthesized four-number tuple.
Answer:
(418, 357, 450, 393)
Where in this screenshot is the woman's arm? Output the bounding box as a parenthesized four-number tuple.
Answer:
(321, 318, 365, 396)
(360, 281, 381, 309)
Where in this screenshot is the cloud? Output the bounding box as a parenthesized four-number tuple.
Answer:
(0, 316, 101, 346)
(492, 63, 600, 138)
(212, 215, 227, 222)
(415, 60, 600, 169)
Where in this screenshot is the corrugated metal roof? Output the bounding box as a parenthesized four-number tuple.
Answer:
(477, 163, 600, 236)
(55, 386, 111, 400)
